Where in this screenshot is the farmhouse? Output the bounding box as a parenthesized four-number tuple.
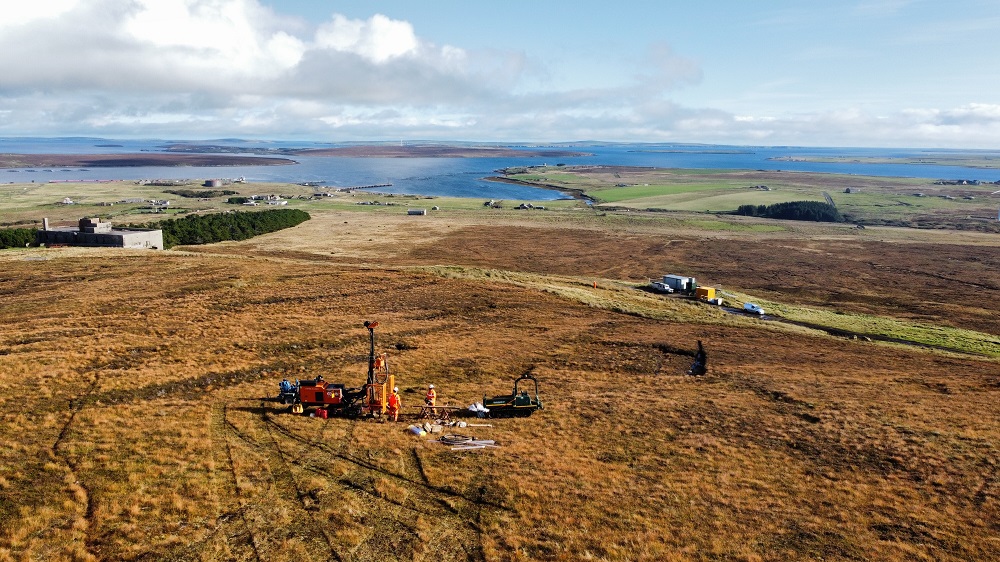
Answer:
(36, 217, 163, 250)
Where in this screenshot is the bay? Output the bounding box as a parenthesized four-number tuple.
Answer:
(2, 137, 999, 201)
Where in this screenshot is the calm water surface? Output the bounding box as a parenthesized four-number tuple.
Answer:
(3, 138, 999, 200)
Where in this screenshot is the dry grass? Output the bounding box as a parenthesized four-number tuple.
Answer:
(0, 205, 998, 561)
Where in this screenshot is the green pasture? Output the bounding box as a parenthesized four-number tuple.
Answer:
(831, 190, 996, 223)
(505, 166, 1000, 228)
(607, 189, 825, 211)
(0, 181, 306, 224)
(722, 289, 1000, 358)
(0, 179, 588, 226)
(587, 182, 735, 202)
(3, 169, 997, 231)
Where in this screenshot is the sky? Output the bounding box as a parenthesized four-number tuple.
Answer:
(1, 0, 1000, 147)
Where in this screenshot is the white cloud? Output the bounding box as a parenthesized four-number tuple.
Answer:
(0, 0, 79, 28)
(0, 0, 483, 95)
(637, 43, 702, 92)
(123, 0, 305, 74)
(0, 0, 997, 147)
(314, 13, 419, 63)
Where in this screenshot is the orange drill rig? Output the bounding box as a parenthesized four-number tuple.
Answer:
(277, 320, 395, 418)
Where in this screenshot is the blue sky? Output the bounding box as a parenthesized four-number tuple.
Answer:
(2, 0, 999, 147)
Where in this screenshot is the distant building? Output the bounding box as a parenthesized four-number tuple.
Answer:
(36, 218, 163, 250)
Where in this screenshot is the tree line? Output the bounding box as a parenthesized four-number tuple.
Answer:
(0, 228, 36, 249)
(2, 209, 309, 250)
(736, 201, 843, 222)
(132, 208, 310, 248)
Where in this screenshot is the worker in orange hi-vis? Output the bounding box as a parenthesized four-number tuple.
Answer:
(387, 386, 401, 422)
(425, 384, 436, 407)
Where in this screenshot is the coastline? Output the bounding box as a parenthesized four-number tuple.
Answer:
(0, 153, 297, 169)
(484, 175, 594, 202)
(160, 143, 592, 159)
(292, 145, 591, 158)
(768, 155, 1000, 170)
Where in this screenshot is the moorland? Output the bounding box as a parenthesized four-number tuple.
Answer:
(0, 168, 998, 561)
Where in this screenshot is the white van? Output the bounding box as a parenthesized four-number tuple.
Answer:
(743, 302, 765, 315)
(650, 281, 674, 293)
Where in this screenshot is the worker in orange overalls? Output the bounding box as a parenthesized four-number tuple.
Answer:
(387, 386, 401, 422)
(425, 384, 436, 407)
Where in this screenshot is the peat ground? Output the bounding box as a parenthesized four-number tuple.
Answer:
(0, 208, 998, 561)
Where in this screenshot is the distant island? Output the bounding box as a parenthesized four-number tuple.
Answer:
(162, 143, 591, 158)
(629, 149, 755, 154)
(769, 155, 1000, 169)
(0, 153, 296, 168)
(0, 143, 589, 170)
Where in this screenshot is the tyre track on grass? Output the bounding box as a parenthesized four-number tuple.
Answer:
(257, 402, 345, 562)
(209, 402, 262, 561)
(263, 412, 495, 561)
(50, 373, 100, 559)
(159, 401, 346, 561)
(400, 448, 486, 562)
(145, 402, 265, 562)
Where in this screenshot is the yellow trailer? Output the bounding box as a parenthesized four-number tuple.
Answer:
(695, 286, 716, 301)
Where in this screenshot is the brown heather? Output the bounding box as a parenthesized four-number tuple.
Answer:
(0, 207, 997, 561)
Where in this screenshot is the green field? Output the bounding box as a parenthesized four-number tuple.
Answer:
(587, 182, 735, 202)
(506, 166, 1000, 230)
(0, 180, 591, 229)
(5, 164, 1000, 232)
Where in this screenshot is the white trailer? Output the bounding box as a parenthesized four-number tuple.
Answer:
(662, 274, 697, 294)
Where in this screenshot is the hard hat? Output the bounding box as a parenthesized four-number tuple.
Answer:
(393, 387, 399, 393)
(429, 384, 434, 389)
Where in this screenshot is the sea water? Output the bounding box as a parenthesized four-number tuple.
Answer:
(2, 138, 999, 200)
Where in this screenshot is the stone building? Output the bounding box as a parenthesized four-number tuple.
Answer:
(36, 218, 164, 250)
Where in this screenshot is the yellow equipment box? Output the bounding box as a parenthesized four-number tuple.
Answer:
(696, 287, 716, 300)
